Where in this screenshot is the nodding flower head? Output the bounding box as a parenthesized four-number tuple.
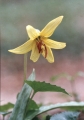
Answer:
(8, 16, 66, 63)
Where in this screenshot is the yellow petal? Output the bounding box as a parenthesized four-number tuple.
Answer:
(30, 42, 40, 62)
(26, 25, 40, 40)
(8, 40, 33, 54)
(40, 16, 63, 37)
(42, 47, 54, 63)
(43, 39, 66, 49)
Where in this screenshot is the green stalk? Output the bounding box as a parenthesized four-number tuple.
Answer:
(24, 53, 27, 83)
(30, 91, 35, 99)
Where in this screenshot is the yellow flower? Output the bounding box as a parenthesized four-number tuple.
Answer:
(8, 16, 66, 63)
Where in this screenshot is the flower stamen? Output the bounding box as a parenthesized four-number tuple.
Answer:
(36, 36, 47, 58)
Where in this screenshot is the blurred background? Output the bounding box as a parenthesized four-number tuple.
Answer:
(1, 0, 84, 105)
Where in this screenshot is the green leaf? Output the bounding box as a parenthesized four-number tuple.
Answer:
(9, 69, 35, 120)
(25, 101, 84, 120)
(0, 103, 13, 118)
(27, 99, 39, 110)
(0, 102, 14, 112)
(25, 81, 69, 95)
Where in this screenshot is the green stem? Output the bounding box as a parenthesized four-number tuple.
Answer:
(24, 53, 27, 84)
(31, 91, 35, 99)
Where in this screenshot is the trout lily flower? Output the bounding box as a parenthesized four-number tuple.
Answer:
(8, 16, 66, 63)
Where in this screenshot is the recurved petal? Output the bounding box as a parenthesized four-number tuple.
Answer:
(8, 40, 33, 54)
(40, 16, 63, 37)
(30, 42, 40, 62)
(26, 25, 40, 40)
(42, 47, 54, 63)
(43, 39, 66, 49)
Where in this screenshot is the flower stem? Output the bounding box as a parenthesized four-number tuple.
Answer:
(24, 53, 27, 83)
(31, 91, 35, 99)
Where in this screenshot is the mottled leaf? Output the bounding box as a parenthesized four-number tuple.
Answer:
(8, 69, 35, 120)
(25, 101, 84, 120)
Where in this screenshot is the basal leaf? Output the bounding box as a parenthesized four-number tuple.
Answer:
(25, 101, 84, 120)
(0, 103, 14, 112)
(25, 81, 69, 95)
(8, 69, 35, 120)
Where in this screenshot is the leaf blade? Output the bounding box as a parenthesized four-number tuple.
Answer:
(27, 99, 39, 110)
(9, 69, 35, 120)
(0, 103, 14, 112)
(25, 81, 69, 95)
(25, 101, 84, 120)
